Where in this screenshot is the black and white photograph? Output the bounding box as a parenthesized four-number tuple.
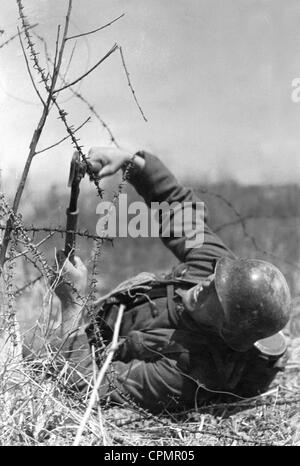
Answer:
(0, 0, 300, 449)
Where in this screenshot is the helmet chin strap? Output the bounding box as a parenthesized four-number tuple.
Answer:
(219, 326, 251, 352)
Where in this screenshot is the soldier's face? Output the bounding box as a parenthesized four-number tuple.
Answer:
(183, 278, 225, 331)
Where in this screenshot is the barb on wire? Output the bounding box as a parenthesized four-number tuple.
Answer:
(15, 0, 102, 198)
(53, 99, 105, 198)
(6, 231, 55, 263)
(35, 116, 91, 155)
(0, 224, 113, 242)
(87, 154, 135, 280)
(0, 23, 38, 49)
(119, 45, 148, 122)
(17, 1, 51, 88)
(84, 157, 136, 360)
(2, 237, 20, 348)
(15, 12, 107, 198)
(17, 27, 46, 107)
(34, 31, 119, 147)
(0, 194, 53, 279)
(70, 89, 120, 147)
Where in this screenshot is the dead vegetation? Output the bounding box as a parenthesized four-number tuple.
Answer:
(0, 332, 299, 446)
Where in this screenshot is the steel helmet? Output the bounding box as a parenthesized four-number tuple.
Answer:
(215, 257, 291, 352)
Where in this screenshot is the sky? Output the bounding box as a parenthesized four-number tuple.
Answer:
(1, 0, 300, 195)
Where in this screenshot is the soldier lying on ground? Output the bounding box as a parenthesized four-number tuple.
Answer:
(50, 148, 291, 413)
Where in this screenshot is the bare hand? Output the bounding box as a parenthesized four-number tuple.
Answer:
(53, 250, 88, 307)
(88, 147, 134, 179)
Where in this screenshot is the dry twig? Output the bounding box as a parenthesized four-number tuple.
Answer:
(73, 303, 125, 445)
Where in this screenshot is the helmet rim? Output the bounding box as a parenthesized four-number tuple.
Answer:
(215, 257, 291, 351)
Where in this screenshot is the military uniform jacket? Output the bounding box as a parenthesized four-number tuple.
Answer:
(74, 152, 281, 412)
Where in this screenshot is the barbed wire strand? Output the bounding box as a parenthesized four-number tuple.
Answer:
(33, 31, 120, 147)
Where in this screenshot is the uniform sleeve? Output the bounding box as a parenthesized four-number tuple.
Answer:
(50, 329, 188, 410)
(129, 152, 236, 278)
(106, 357, 187, 411)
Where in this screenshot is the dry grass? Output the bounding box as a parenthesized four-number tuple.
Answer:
(0, 320, 299, 446)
